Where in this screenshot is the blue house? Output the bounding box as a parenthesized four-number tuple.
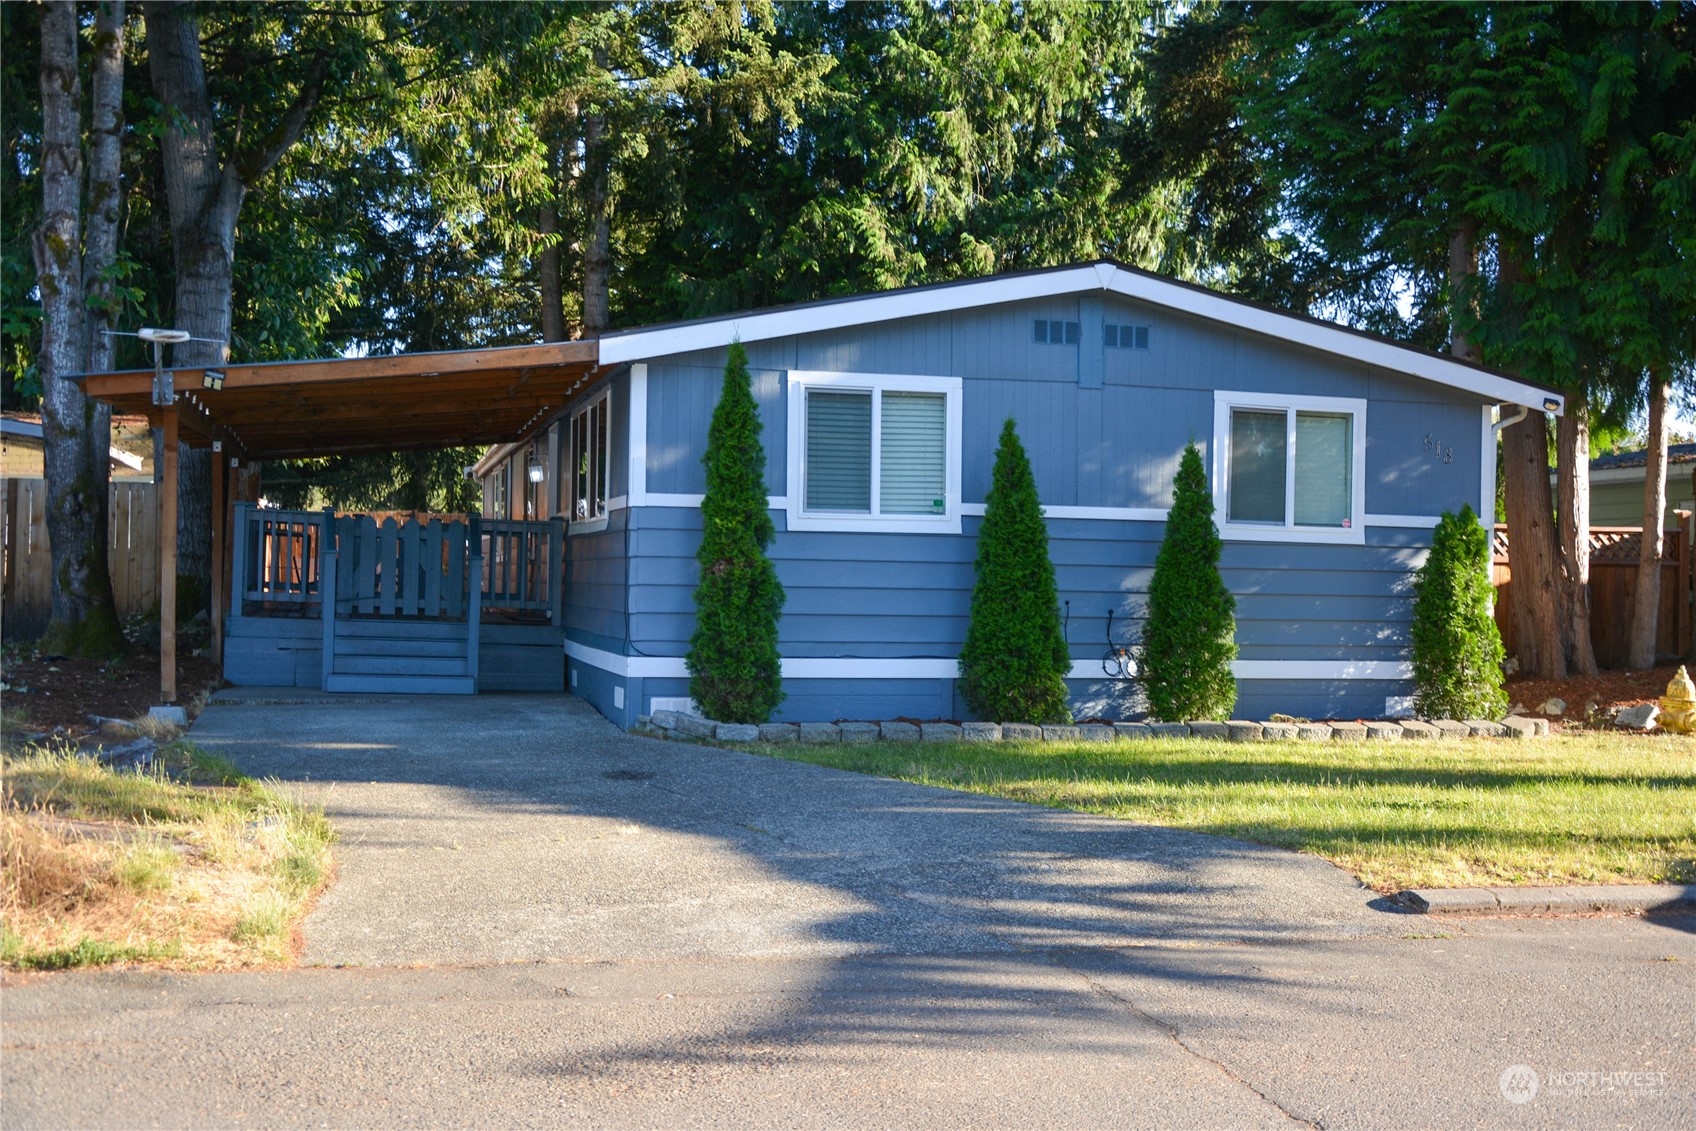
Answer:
(474, 261, 1564, 726)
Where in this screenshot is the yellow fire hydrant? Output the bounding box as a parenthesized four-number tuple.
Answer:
(1661, 666, 1696, 735)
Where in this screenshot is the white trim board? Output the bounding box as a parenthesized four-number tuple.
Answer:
(598, 261, 1564, 413)
(565, 642, 1410, 684)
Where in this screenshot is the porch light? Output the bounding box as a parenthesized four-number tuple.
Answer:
(527, 453, 545, 483)
(202, 369, 225, 391)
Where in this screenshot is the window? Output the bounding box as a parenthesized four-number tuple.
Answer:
(567, 390, 610, 527)
(787, 371, 963, 533)
(1212, 391, 1365, 544)
(490, 460, 511, 519)
(1105, 323, 1149, 350)
(1033, 319, 1080, 345)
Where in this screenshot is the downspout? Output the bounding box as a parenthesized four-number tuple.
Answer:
(1492, 403, 1530, 438)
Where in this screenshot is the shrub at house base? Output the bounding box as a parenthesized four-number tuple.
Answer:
(687, 341, 786, 724)
(1143, 442, 1236, 721)
(958, 418, 1072, 724)
(1411, 505, 1508, 721)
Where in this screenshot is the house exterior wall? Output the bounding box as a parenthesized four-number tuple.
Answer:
(564, 293, 1499, 727)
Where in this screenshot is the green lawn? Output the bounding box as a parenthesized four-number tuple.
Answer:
(755, 733, 1696, 891)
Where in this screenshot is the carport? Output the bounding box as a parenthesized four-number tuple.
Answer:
(77, 339, 604, 705)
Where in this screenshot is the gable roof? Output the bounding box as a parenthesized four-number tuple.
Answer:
(598, 260, 1565, 414)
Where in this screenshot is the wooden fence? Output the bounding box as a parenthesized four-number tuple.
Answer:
(2, 477, 160, 640)
(1493, 520, 1694, 668)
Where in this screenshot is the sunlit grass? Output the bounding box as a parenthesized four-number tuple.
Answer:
(2, 739, 334, 971)
(758, 734, 1696, 891)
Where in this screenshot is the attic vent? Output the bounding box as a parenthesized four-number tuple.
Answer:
(1034, 319, 1081, 345)
(1105, 323, 1150, 350)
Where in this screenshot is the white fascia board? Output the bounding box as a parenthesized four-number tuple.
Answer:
(1101, 271, 1563, 412)
(471, 441, 520, 480)
(597, 266, 1104, 364)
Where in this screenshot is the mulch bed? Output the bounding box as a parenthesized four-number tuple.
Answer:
(2, 649, 223, 738)
(1505, 663, 1687, 726)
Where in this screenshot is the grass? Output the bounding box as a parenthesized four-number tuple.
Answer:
(754, 733, 1696, 892)
(1, 738, 334, 971)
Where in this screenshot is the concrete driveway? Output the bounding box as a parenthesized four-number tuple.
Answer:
(188, 691, 1393, 967)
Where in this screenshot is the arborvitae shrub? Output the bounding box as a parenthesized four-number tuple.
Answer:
(687, 341, 785, 722)
(1143, 442, 1237, 721)
(1411, 505, 1508, 720)
(957, 418, 1072, 724)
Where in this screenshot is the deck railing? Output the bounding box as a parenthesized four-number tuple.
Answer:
(233, 505, 566, 623)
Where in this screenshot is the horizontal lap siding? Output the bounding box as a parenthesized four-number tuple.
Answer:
(626, 508, 1425, 668)
(565, 514, 627, 653)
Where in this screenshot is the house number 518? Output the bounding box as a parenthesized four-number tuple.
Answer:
(1424, 434, 1454, 464)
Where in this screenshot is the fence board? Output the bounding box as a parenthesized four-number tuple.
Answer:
(3, 478, 162, 640)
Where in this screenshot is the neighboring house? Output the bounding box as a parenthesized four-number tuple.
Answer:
(477, 260, 1563, 727)
(1585, 444, 1696, 528)
(2, 413, 152, 479)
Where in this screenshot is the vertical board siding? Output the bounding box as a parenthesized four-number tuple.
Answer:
(646, 362, 786, 496)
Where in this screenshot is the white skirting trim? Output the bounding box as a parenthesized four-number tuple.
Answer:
(564, 642, 1410, 683)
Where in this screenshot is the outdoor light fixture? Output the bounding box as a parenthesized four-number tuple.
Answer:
(202, 369, 225, 391)
(1543, 397, 1561, 413)
(527, 453, 546, 483)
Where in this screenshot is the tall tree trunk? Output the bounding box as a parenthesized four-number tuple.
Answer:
(32, 1, 123, 657)
(1447, 217, 1481, 362)
(1501, 409, 1567, 679)
(580, 95, 611, 340)
(538, 133, 568, 343)
(145, 0, 326, 611)
(1628, 374, 1671, 669)
(1555, 393, 1598, 675)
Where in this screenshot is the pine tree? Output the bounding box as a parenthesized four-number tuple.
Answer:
(957, 418, 1072, 724)
(1143, 443, 1236, 721)
(687, 341, 785, 723)
(1411, 506, 1508, 720)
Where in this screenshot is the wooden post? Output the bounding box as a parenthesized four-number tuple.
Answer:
(210, 445, 226, 669)
(158, 407, 179, 704)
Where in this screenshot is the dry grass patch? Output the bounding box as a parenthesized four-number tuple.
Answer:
(2, 740, 333, 971)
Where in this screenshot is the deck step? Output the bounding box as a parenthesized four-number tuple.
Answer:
(331, 637, 468, 659)
(332, 655, 469, 677)
(332, 617, 469, 640)
(323, 673, 476, 695)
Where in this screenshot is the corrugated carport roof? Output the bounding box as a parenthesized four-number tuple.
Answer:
(78, 340, 604, 460)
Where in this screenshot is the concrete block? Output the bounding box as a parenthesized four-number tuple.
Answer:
(715, 723, 760, 742)
(1075, 724, 1115, 742)
(758, 723, 799, 744)
(879, 721, 920, 743)
(1398, 720, 1439, 740)
(675, 714, 715, 739)
(1295, 723, 1333, 741)
(798, 722, 840, 744)
(1112, 722, 1152, 740)
(1364, 722, 1404, 740)
(960, 721, 1002, 742)
(1000, 722, 1043, 742)
(1225, 721, 1263, 742)
(147, 705, 188, 727)
(1147, 722, 1190, 739)
(920, 722, 963, 742)
(1330, 722, 1368, 741)
(1187, 721, 1229, 740)
(1260, 722, 1299, 741)
(1041, 725, 1082, 743)
(839, 722, 880, 744)
(1431, 719, 1471, 738)
(650, 710, 683, 731)
(1464, 719, 1508, 738)
(1500, 717, 1537, 740)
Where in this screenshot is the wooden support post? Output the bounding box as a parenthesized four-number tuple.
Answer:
(210, 445, 226, 669)
(159, 407, 179, 704)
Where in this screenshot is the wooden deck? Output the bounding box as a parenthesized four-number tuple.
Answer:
(226, 505, 565, 693)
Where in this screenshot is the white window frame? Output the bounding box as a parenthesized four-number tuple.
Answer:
(566, 388, 612, 534)
(1212, 390, 1367, 545)
(786, 370, 963, 534)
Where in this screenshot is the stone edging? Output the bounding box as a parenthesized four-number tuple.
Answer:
(639, 710, 1555, 744)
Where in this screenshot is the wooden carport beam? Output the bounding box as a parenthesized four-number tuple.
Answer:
(158, 404, 179, 705)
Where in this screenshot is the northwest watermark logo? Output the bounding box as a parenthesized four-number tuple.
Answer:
(1500, 1065, 1540, 1104)
(1500, 1063, 1671, 1103)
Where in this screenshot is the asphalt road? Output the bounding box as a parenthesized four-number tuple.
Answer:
(3, 693, 1691, 1128)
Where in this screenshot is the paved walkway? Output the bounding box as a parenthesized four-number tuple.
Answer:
(190, 691, 1395, 966)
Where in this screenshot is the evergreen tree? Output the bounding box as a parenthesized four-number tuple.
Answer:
(687, 341, 784, 722)
(1411, 506, 1508, 721)
(1143, 443, 1236, 721)
(958, 418, 1071, 724)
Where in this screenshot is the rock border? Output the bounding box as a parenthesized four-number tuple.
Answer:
(640, 710, 1557, 744)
